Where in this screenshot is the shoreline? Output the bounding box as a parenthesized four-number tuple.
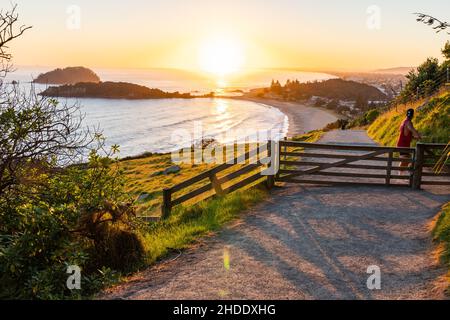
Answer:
(232, 96, 341, 137)
(118, 96, 343, 161)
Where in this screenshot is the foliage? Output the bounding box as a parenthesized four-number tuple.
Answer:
(401, 58, 440, 100)
(414, 13, 450, 35)
(443, 41, 450, 60)
(0, 4, 32, 76)
(0, 141, 144, 299)
(399, 42, 449, 103)
(0, 5, 144, 299)
(348, 109, 380, 128)
(0, 88, 90, 195)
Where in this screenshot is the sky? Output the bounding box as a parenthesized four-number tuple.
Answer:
(2, 0, 450, 72)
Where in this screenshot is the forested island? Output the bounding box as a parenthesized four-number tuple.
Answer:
(34, 66, 101, 84)
(40, 81, 213, 99)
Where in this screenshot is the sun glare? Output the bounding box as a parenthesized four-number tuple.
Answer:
(198, 37, 245, 76)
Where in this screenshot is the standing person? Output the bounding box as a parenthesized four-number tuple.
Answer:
(397, 108, 421, 171)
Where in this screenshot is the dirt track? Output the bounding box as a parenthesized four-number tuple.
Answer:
(101, 131, 450, 300)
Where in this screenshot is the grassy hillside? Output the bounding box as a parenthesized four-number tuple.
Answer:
(368, 90, 450, 146)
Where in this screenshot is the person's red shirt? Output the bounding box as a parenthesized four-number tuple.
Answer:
(397, 118, 412, 148)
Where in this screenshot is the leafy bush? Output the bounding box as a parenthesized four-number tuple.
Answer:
(364, 109, 380, 124)
(0, 7, 146, 297)
(348, 109, 380, 128)
(323, 119, 349, 131)
(0, 145, 145, 299)
(399, 42, 449, 103)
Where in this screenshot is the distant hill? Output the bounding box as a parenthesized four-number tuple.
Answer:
(34, 67, 100, 84)
(40, 81, 208, 99)
(252, 78, 387, 102)
(373, 67, 415, 75)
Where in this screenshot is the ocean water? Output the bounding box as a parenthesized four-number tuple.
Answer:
(4, 67, 333, 157)
(72, 97, 289, 156)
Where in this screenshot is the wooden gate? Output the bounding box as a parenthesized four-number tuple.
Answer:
(275, 140, 450, 188)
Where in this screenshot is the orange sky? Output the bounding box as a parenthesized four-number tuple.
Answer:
(6, 0, 450, 72)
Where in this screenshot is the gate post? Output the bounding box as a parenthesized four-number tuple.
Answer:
(275, 140, 282, 180)
(162, 188, 172, 219)
(266, 140, 275, 189)
(412, 143, 425, 190)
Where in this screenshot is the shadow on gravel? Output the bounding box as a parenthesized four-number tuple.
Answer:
(224, 185, 450, 299)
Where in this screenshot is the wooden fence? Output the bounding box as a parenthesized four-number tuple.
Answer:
(160, 140, 450, 218)
(161, 141, 275, 219)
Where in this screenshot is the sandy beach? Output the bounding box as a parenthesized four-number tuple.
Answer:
(236, 97, 341, 137)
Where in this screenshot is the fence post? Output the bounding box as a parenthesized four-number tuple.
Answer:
(266, 140, 275, 189)
(161, 188, 172, 219)
(412, 143, 425, 190)
(275, 140, 281, 180)
(210, 173, 225, 196)
(283, 137, 287, 162)
(386, 151, 393, 186)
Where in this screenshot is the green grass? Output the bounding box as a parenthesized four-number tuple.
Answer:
(292, 130, 325, 142)
(432, 203, 450, 292)
(141, 187, 267, 264)
(120, 153, 213, 216)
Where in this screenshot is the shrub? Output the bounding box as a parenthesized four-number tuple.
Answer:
(348, 109, 380, 128)
(0, 146, 145, 299)
(364, 109, 380, 124)
(0, 5, 145, 299)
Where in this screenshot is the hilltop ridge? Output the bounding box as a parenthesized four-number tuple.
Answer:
(34, 66, 100, 85)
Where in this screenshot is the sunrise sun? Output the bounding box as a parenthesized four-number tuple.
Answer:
(198, 36, 245, 76)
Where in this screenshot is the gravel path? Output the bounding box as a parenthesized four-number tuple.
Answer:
(102, 130, 450, 300)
